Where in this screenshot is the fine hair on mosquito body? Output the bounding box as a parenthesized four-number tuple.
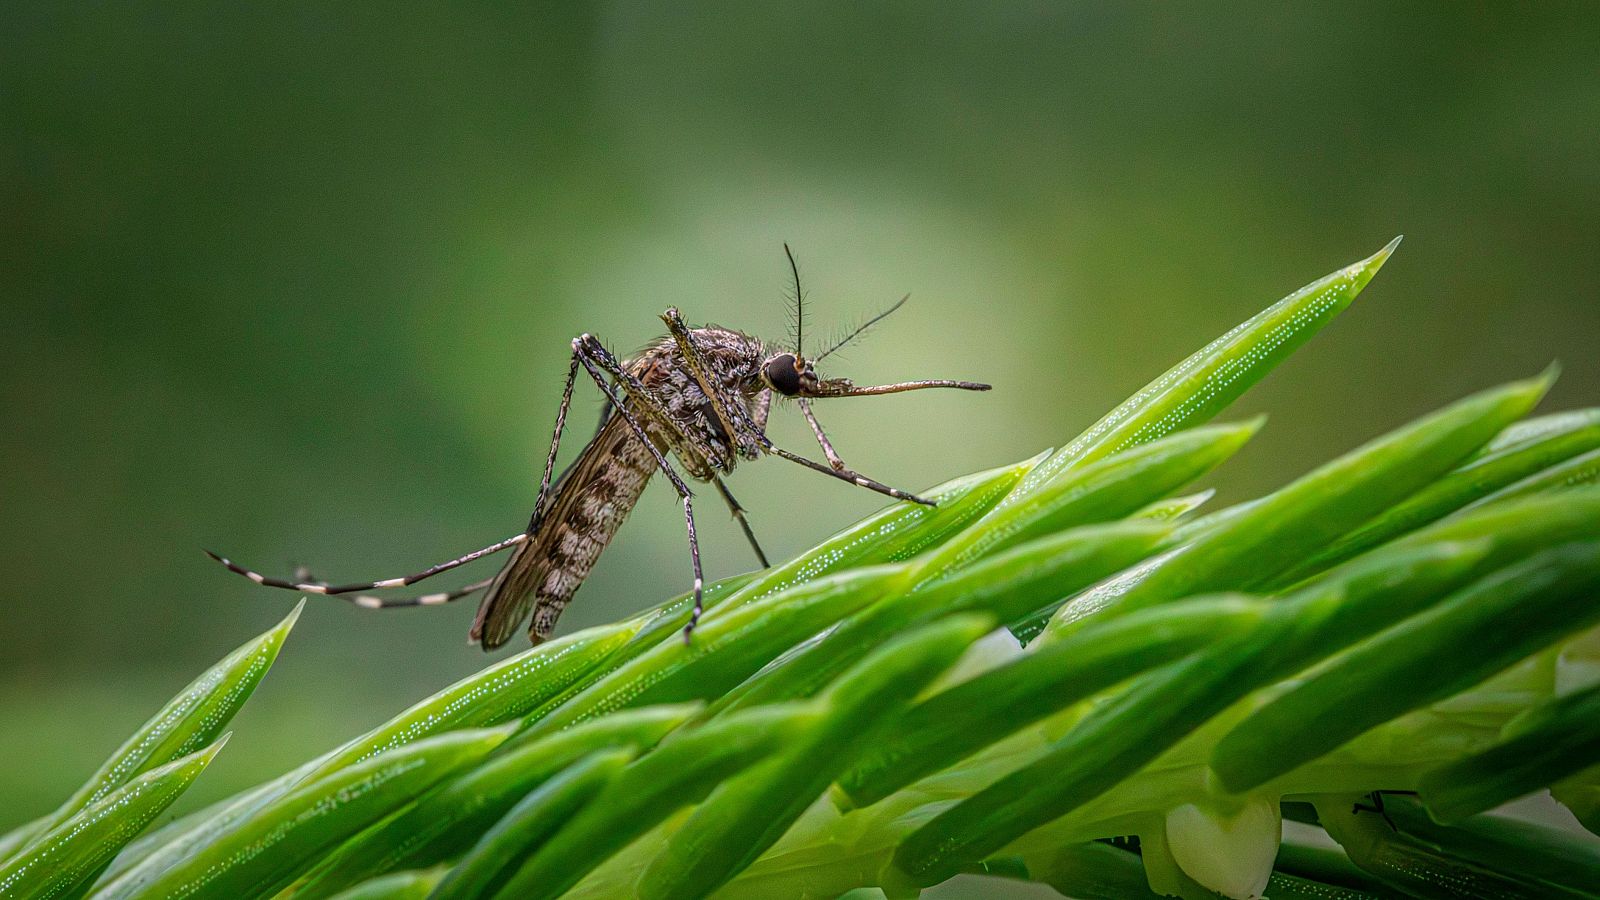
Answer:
(209, 245, 991, 650)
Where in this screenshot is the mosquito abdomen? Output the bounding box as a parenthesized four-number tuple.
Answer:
(470, 413, 659, 649)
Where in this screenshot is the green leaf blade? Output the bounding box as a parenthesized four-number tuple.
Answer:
(429, 749, 634, 900)
(638, 615, 993, 900)
(30, 602, 300, 848)
(95, 727, 509, 900)
(1006, 238, 1399, 503)
(1419, 682, 1600, 823)
(1212, 541, 1600, 793)
(0, 738, 225, 900)
(491, 703, 822, 900)
(291, 704, 700, 900)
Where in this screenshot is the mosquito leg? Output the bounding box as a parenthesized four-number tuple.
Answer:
(213, 354, 582, 601)
(206, 533, 528, 595)
(527, 351, 582, 530)
(767, 444, 936, 507)
(1352, 791, 1398, 832)
(712, 475, 769, 568)
(752, 387, 772, 432)
(582, 331, 732, 470)
(348, 577, 493, 610)
(573, 337, 707, 641)
(797, 398, 847, 471)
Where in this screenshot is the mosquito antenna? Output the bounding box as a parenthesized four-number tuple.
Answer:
(783, 242, 806, 358)
(816, 294, 909, 362)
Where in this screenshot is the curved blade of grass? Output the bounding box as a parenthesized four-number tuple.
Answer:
(94, 727, 510, 900)
(521, 565, 904, 738)
(0, 821, 46, 872)
(1419, 681, 1600, 823)
(921, 419, 1260, 576)
(838, 595, 1269, 809)
(1275, 407, 1600, 582)
(429, 749, 635, 900)
(1464, 445, 1600, 509)
(710, 519, 1174, 717)
(639, 615, 994, 900)
(309, 619, 640, 776)
(1273, 830, 1393, 896)
(707, 419, 1254, 718)
(24, 601, 299, 854)
(1482, 408, 1600, 455)
(1004, 238, 1399, 505)
(1020, 841, 1165, 899)
(1212, 541, 1600, 793)
(293, 704, 699, 900)
(324, 869, 445, 900)
(100, 618, 639, 888)
(622, 455, 1039, 652)
(1314, 794, 1600, 898)
(892, 539, 1490, 887)
(1393, 484, 1600, 560)
(0, 738, 225, 900)
(1131, 489, 1215, 522)
(1047, 372, 1553, 636)
(489, 702, 823, 900)
(1553, 766, 1600, 839)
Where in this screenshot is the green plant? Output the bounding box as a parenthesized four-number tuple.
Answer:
(7, 236, 1600, 899)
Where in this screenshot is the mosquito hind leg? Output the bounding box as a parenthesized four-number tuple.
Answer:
(206, 533, 527, 596)
(572, 336, 707, 642)
(349, 577, 493, 610)
(712, 475, 769, 568)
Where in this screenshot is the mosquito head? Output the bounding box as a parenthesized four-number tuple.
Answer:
(766, 245, 990, 400)
(761, 351, 820, 397)
(761, 350, 989, 399)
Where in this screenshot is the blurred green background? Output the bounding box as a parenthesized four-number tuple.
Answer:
(2, 0, 1596, 871)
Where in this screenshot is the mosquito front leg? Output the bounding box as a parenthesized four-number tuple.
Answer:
(797, 398, 847, 471)
(767, 444, 936, 506)
(712, 475, 769, 568)
(573, 337, 708, 641)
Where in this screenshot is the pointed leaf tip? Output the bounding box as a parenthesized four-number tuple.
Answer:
(1538, 360, 1563, 389)
(204, 731, 233, 759)
(1505, 364, 1561, 410)
(1347, 235, 1403, 295)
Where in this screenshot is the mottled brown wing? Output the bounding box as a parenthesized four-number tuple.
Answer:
(470, 413, 658, 649)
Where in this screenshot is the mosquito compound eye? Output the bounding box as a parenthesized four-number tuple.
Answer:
(764, 353, 803, 396)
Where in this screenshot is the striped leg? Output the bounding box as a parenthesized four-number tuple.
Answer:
(797, 398, 847, 471)
(205, 535, 527, 597)
(573, 336, 707, 641)
(285, 566, 493, 610)
(528, 352, 582, 530)
(209, 352, 587, 603)
(712, 475, 769, 568)
(766, 445, 935, 506)
(348, 577, 494, 609)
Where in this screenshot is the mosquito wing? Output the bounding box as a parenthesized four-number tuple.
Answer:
(470, 411, 659, 649)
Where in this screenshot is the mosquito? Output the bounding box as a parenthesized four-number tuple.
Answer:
(209, 247, 990, 650)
